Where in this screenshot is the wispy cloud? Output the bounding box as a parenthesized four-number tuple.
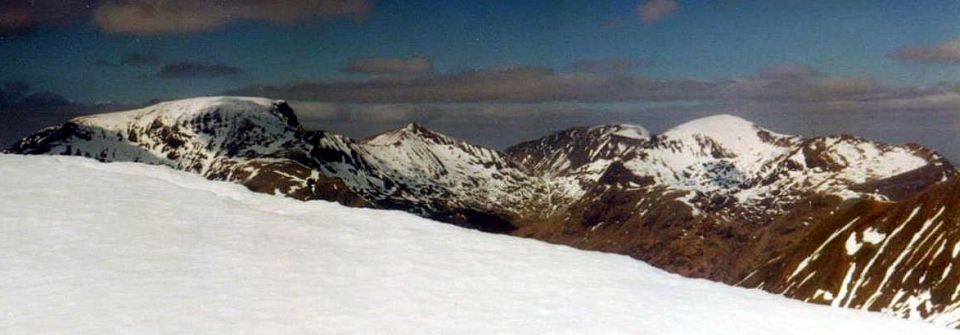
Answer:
(638, 0, 678, 25)
(94, 0, 371, 35)
(890, 39, 960, 64)
(228, 62, 926, 105)
(756, 63, 820, 80)
(567, 58, 647, 74)
(343, 56, 433, 75)
(0, 1, 90, 35)
(1, 0, 372, 35)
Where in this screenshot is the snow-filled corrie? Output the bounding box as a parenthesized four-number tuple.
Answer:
(0, 154, 953, 334)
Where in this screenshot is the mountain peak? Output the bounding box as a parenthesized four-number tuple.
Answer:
(660, 114, 790, 158)
(146, 96, 283, 114)
(664, 114, 765, 137)
(590, 123, 651, 140)
(71, 96, 299, 131)
(7, 95, 309, 175)
(364, 122, 457, 146)
(403, 122, 425, 131)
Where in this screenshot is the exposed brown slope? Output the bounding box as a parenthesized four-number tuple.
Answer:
(739, 176, 960, 327)
(513, 161, 852, 281)
(507, 117, 955, 283)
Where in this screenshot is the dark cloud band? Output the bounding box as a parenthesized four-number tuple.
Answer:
(1, 0, 371, 35)
(890, 39, 960, 64)
(227, 63, 930, 105)
(343, 57, 433, 75)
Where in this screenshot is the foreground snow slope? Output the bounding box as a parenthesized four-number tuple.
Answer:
(0, 155, 953, 334)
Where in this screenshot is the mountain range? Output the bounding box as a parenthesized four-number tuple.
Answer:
(8, 96, 960, 327)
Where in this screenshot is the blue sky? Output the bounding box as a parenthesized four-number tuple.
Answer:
(4, 0, 960, 160)
(4, 0, 960, 102)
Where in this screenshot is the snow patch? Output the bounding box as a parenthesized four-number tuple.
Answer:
(862, 227, 886, 245)
(846, 233, 863, 255)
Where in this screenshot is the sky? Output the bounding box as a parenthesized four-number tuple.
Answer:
(3, 0, 960, 160)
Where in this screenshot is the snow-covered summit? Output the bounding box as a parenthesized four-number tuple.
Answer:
(592, 123, 651, 140)
(356, 123, 550, 227)
(10, 96, 305, 175)
(363, 122, 459, 146)
(659, 114, 791, 172)
(74, 96, 299, 139)
(664, 114, 778, 138)
(79, 96, 285, 121)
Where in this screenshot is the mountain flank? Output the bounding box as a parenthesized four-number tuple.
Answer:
(8, 96, 960, 327)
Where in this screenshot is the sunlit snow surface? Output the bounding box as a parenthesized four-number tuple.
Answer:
(0, 155, 953, 334)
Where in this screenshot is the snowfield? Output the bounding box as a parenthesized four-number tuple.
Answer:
(0, 155, 953, 334)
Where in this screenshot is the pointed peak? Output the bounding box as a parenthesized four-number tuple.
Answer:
(400, 122, 441, 136)
(364, 122, 457, 146)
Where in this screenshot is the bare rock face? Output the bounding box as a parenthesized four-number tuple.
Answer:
(10, 97, 960, 327)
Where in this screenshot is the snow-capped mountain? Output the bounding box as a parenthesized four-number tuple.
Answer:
(357, 123, 553, 225)
(508, 116, 951, 280)
(7, 97, 551, 232)
(4, 154, 953, 334)
(9, 96, 960, 328)
(9, 97, 371, 205)
(504, 114, 959, 326)
(509, 124, 650, 178)
(508, 115, 952, 219)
